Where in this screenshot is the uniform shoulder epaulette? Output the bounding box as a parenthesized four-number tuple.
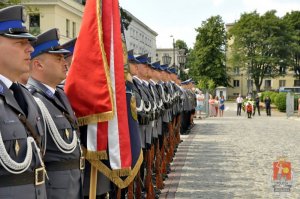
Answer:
(57, 83, 65, 90)
(19, 83, 28, 90)
(26, 85, 37, 94)
(56, 86, 64, 92)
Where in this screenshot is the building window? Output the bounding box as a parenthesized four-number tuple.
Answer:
(247, 79, 253, 88)
(265, 80, 271, 90)
(233, 67, 240, 75)
(265, 66, 271, 75)
(233, 80, 240, 87)
(72, 22, 76, 38)
(66, 19, 70, 38)
(29, 14, 40, 35)
(130, 28, 133, 37)
(279, 80, 286, 87)
(279, 65, 286, 74)
(294, 80, 300, 86)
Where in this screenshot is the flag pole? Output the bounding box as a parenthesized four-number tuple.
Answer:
(89, 165, 98, 198)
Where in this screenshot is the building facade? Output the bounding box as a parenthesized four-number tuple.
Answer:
(22, 0, 84, 43)
(123, 9, 158, 59)
(226, 23, 297, 98)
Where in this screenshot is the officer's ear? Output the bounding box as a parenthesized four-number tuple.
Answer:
(31, 57, 45, 71)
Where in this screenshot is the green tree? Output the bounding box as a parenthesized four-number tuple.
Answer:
(189, 15, 229, 87)
(0, 0, 20, 8)
(228, 11, 291, 92)
(175, 39, 188, 52)
(283, 11, 300, 79)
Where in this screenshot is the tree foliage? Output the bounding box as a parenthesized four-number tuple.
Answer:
(228, 11, 292, 92)
(175, 39, 188, 52)
(283, 11, 300, 79)
(0, 0, 20, 9)
(189, 15, 228, 87)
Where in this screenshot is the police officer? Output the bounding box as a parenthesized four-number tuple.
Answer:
(180, 79, 191, 134)
(28, 28, 84, 199)
(135, 54, 160, 198)
(61, 38, 76, 71)
(56, 38, 76, 89)
(0, 5, 47, 199)
(149, 61, 165, 189)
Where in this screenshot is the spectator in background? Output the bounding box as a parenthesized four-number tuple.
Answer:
(236, 94, 243, 116)
(219, 95, 225, 117)
(246, 99, 254, 119)
(208, 94, 216, 117)
(253, 95, 261, 116)
(265, 96, 271, 116)
(214, 96, 219, 117)
(195, 89, 205, 119)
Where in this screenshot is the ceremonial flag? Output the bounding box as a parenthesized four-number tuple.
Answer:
(65, 0, 132, 189)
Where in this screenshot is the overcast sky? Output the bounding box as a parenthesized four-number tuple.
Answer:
(118, 0, 300, 49)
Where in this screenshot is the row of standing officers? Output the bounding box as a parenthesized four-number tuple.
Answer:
(0, 5, 196, 199)
(127, 50, 196, 198)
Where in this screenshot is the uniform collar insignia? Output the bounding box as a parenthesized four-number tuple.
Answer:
(0, 84, 3, 94)
(45, 89, 54, 98)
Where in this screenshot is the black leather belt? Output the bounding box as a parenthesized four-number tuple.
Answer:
(0, 167, 45, 187)
(138, 114, 150, 125)
(45, 158, 85, 171)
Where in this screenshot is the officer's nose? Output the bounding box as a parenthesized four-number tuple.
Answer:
(27, 42, 34, 54)
(62, 58, 68, 70)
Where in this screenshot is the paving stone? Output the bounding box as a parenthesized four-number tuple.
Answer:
(161, 102, 300, 199)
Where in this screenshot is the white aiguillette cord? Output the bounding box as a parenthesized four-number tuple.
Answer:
(0, 131, 44, 174)
(33, 97, 78, 154)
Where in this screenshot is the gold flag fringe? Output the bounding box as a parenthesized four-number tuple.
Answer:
(83, 147, 108, 160)
(77, 111, 114, 126)
(89, 149, 143, 189)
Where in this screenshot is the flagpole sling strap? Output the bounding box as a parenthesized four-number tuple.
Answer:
(18, 114, 44, 154)
(5, 101, 44, 155)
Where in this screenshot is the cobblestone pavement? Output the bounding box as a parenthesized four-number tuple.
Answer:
(161, 102, 300, 199)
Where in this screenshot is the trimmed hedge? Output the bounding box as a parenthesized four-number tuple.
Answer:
(270, 92, 278, 103)
(274, 92, 287, 112)
(260, 91, 277, 104)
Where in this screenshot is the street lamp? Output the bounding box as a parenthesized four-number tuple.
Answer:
(162, 53, 171, 65)
(170, 35, 176, 67)
(177, 49, 186, 76)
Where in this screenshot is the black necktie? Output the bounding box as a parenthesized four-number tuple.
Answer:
(10, 83, 28, 116)
(54, 90, 67, 109)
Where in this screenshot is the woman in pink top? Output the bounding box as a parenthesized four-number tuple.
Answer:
(214, 96, 219, 117)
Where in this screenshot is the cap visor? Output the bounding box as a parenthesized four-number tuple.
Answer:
(129, 58, 141, 64)
(48, 48, 70, 55)
(3, 32, 37, 41)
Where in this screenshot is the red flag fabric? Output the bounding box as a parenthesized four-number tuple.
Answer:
(65, 0, 132, 185)
(102, 0, 132, 171)
(65, 0, 114, 126)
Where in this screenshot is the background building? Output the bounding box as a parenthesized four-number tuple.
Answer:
(123, 9, 158, 59)
(225, 23, 297, 98)
(22, 0, 84, 43)
(156, 48, 179, 66)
